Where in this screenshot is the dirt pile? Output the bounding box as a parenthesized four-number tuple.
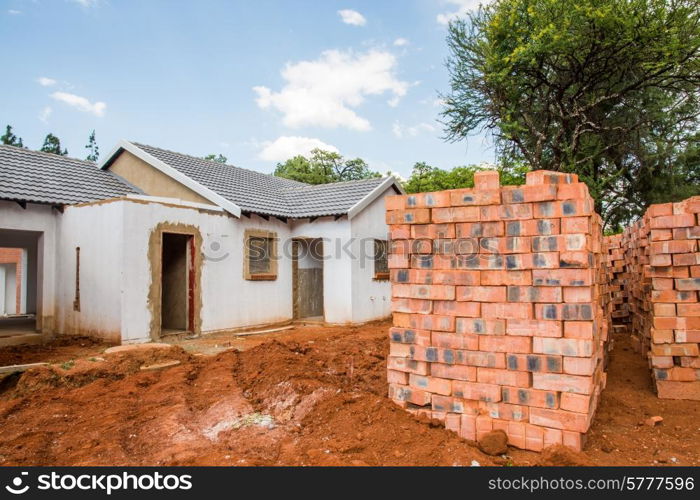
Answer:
(0, 322, 698, 466)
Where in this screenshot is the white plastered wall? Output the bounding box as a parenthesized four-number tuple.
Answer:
(349, 188, 394, 323)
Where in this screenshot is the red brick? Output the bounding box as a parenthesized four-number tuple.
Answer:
(433, 300, 481, 317)
(405, 191, 452, 208)
(525, 424, 544, 451)
(385, 195, 405, 211)
(649, 214, 695, 229)
(390, 224, 411, 239)
(647, 202, 673, 217)
(482, 302, 533, 319)
(481, 270, 532, 286)
(393, 284, 455, 300)
(457, 286, 506, 302)
(533, 269, 593, 286)
(678, 303, 700, 316)
(656, 381, 700, 400)
(452, 381, 502, 402)
(477, 367, 531, 387)
(563, 321, 595, 339)
(387, 356, 429, 375)
(505, 219, 560, 236)
(431, 363, 478, 382)
(526, 170, 578, 185)
(480, 204, 533, 221)
(456, 318, 506, 335)
(562, 430, 584, 451)
(533, 337, 595, 357)
(456, 221, 504, 238)
(506, 319, 562, 337)
(557, 183, 589, 200)
(543, 427, 564, 447)
(480, 401, 529, 421)
(532, 372, 595, 395)
(650, 343, 699, 357)
(479, 335, 532, 353)
(563, 287, 593, 303)
(474, 170, 500, 189)
(459, 414, 477, 441)
(450, 188, 500, 206)
(409, 374, 452, 396)
(502, 185, 558, 204)
(561, 217, 591, 234)
(506, 353, 563, 373)
(389, 384, 431, 405)
(506, 285, 562, 303)
(676, 278, 700, 291)
(501, 386, 559, 408)
(389, 327, 431, 345)
(529, 407, 592, 433)
(386, 209, 431, 225)
(391, 298, 432, 314)
(650, 240, 696, 254)
(432, 331, 479, 350)
(411, 223, 455, 239)
(387, 369, 408, 385)
(560, 392, 593, 413)
(507, 421, 527, 449)
(432, 206, 480, 223)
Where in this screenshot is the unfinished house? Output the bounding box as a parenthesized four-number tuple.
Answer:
(0, 142, 402, 345)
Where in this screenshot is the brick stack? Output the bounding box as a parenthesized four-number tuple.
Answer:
(622, 219, 652, 354)
(385, 170, 608, 452)
(603, 233, 630, 329)
(642, 198, 700, 400)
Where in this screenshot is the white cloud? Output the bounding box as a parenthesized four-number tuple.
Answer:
(254, 49, 408, 131)
(39, 106, 52, 124)
(338, 9, 366, 26)
(393, 38, 410, 47)
(437, 0, 490, 25)
(392, 121, 437, 139)
(8, 9, 21, 15)
(36, 77, 57, 87)
(70, 0, 99, 7)
(50, 91, 106, 117)
(258, 136, 339, 162)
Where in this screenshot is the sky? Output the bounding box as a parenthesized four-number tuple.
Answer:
(0, 0, 493, 178)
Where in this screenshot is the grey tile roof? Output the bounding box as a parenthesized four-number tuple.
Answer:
(131, 143, 396, 218)
(0, 144, 140, 205)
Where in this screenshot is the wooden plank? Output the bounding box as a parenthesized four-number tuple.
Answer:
(0, 362, 48, 374)
(298, 268, 323, 318)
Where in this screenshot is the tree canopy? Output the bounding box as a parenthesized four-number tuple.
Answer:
(403, 161, 528, 194)
(40, 133, 68, 156)
(442, 0, 700, 231)
(274, 149, 381, 184)
(85, 130, 99, 162)
(204, 153, 228, 164)
(1, 125, 24, 148)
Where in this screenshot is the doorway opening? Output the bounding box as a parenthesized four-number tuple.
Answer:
(0, 229, 40, 344)
(161, 232, 195, 334)
(292, 238, 324, 321)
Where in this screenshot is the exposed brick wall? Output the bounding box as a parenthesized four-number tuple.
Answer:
(612, 198, 700, 401)
(385, 170, 608, 452)
(0, 247, 23, 314)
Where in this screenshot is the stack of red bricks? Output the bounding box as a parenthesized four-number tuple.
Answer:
(603, 233, 630, 329)
(385, 170, 608, 452)
(642, 198, 700, 400)
(621, 219, 652, 354)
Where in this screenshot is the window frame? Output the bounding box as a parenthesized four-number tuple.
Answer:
(243, 229, 278, 281)
(373, 239, 389, 281)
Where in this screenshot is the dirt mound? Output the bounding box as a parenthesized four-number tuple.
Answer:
(11, 345, 194, 396)
(537, 445, 593, 466)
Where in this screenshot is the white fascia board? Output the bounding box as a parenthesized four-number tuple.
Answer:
(124, 194, 226, 212)
(347, 177, 405, 220)
(99, 139, 242, 217)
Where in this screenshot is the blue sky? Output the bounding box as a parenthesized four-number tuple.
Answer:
(0, 0, 493, 178)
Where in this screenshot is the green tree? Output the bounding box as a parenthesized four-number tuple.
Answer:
(1, 125, 24, 148)
(403, 162, 527, 194)
(85, 130, 99, 162)
(274, 149, 381, 184)
(442, 0, 700, 229)
(204, 153, 227, 163)
(40, 133, 68, 156)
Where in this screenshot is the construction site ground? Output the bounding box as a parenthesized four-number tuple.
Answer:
(0, 321, 698, 466)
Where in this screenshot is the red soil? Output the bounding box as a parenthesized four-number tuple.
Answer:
(0, 322, 697, 466)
